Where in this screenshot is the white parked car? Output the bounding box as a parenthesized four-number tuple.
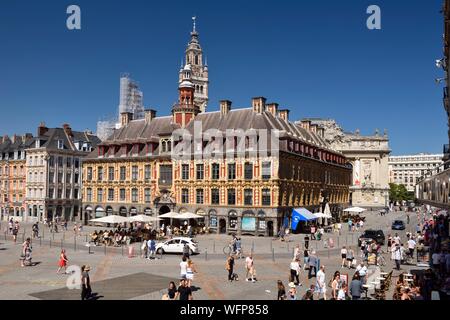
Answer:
(155, 237, 199, 255)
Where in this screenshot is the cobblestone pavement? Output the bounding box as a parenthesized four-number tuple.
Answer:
(0, 210, 425, 300)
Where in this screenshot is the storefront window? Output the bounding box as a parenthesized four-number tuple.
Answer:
(209, 210, 217, 228)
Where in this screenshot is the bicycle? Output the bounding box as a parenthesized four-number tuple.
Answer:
(223, 244, 244, 258)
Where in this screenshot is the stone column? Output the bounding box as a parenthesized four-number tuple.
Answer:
(69, 206, 74, 222)
(237, 216, 242, 236)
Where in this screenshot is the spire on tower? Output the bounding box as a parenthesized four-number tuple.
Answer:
(192, 16, 197, 33)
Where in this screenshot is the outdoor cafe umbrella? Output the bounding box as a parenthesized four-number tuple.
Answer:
(343, 207, 366, 213)
(89, 215, 129, 224)
(127, 214, 162, 223)
(179, 212, 203, 219)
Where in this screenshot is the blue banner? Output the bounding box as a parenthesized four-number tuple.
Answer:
(291, 210, 301, 230)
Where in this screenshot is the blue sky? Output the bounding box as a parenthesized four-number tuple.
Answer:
(0, 0, 446, 155)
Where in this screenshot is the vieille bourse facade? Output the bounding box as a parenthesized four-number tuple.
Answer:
(82, 97, 352, 236)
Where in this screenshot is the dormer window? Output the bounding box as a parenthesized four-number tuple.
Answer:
(57, 140, 64, 149)
(160, 138, 172, 154)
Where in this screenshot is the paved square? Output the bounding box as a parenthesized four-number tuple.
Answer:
(29, 272, 175, 300)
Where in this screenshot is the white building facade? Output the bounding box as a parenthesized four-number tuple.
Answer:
(389, 154, 443, 192)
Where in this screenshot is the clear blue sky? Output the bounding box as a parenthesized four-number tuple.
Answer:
(0, 0, 446, 155)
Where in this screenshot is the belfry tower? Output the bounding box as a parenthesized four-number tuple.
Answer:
(179, 17, 209, 113)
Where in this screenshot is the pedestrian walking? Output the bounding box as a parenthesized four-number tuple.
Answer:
(20, 238, 32, 267)
(186, 259, 197, 288)
(162, 281, 177, 300)
(140, 239, 148, 258)
(32, 222, 39, 239)
(287, 282, 297, 300)
(310, 225, 316, 240)
(303, 248, 309, 270)
(57, 249, 69, 274)
(183, 243, 190, 259)
(304, 235, 310, 250)
(315, 265, 327, 300)
(147, 238, 156, 260)
(277, 280, 286, 300)
(308, 251, 317, 279)
(175, 278, 193, 300)
(226, 255, 235, 282)
(81, 265, 92, 300)
(245, 255, 255, 282)
(235, 238, 242, 259)
(8, 218, 13, 234)
(348, 219, 352, 232)
(393, 243, 402, 270)
(180, 256, 188, 279)
(337, 283, 348, 300)
(12, 223, 19, 244)
(289, 258, 301, 286)
(293, 244, 301, 261)
(331, 271, 341, 299)
(340, 246, 347, 268)
(63, 220, 68, 231)
(350, 273, 363, 300)
(346, 248, 354, 269)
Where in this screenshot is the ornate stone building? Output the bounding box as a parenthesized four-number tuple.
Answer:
(82, 23, 351, 236)
(25, 123, 100, 222)
(0, 134, 34, 221)
(302, 119, 391, 208)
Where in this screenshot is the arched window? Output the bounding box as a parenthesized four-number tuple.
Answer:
(195, 55, 198, 65)
(200, 86, 203, 93)
(228, 210, 238, 229)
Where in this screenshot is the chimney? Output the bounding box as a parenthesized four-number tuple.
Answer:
(310, 124, 317, 134)
(0, 136, 2, 144)
(38, 122, 48, 136)
(266, 103, 279, 117)
(12, 134, 17, 144)
(144, 109, 157, 123)
(300, 120, 311, 130)
(317, 127, 325, 138)
(62, 123, 73, 137)
(120, 112, 133, 127)
(252, 97, 266, 114)
(278, 109, 290, 121)
(22, 133, 33, 141)
(220, 100, 232, 116)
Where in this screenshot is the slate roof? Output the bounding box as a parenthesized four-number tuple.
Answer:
(86, 106, 342, 160)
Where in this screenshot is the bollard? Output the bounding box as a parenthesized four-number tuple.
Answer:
(213, 241, 215, 253)
(205, 249, 208, 261)
(74, 237, 77, 252)
(39, 237, 42, 246)
(122, 245, 124, 256)
(88, 244, 91, 255)
(251, 247, 254, 256)
(4, 231, 6, 241)
(252, 241, 255, 253)
(52, 233, 55, 241)
(328, 247, 330, 259)
(104, 243, 107, 255)
(85, 235, 88, 243)
(22, 233, 25, 242)
(139, 242, 142, 258)
(272, 248, 275, 262)
(270, 240, 273, 252)
(287, 242, 290, 253)
(42, 229, 44, 240)
(337, 236, 340, 248)
(63, 232, 65, 241)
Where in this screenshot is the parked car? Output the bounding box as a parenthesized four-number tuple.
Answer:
(391, 220, 406, 230)
(155, 237, 199, 255)
(358, 229, 385, 247)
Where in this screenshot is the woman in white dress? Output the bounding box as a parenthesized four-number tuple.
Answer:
(186, 259, 197, 288)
